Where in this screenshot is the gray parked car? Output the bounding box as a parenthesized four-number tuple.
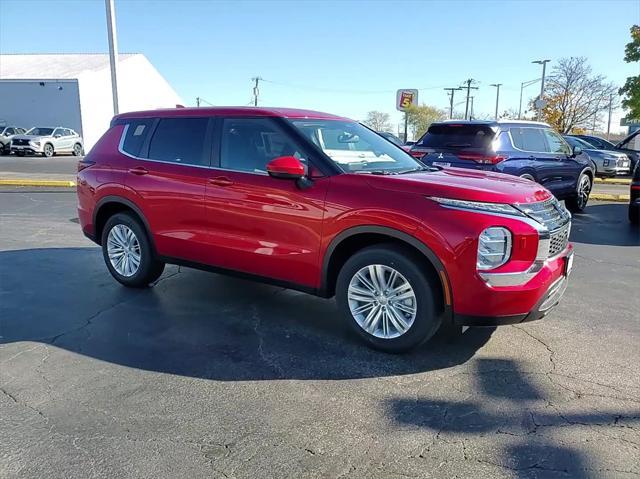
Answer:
(563, 135, 630, 177)
(11, 127, 84, 157)
(0, 126, 26, 155)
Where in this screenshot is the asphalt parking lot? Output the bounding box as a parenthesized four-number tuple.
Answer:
(1, 187, 639, 479)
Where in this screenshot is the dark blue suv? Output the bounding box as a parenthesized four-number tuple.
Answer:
(410, 120, 595, 212)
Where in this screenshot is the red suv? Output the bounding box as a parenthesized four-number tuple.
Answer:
(77, 107, 574, 352)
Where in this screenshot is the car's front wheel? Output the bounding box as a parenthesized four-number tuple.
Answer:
(73, 143, 83, 156)
(42, 143, 54, 158)
(336, 245, 441, 353)
(101, 212, 165, 288)
(566, 172, 592, 213)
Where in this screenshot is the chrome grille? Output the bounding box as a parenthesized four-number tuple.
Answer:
(518, 197, 571, 231)
(549, 225, 570, 257)
(12, 139, 29, 146)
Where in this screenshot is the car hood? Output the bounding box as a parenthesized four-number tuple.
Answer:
(12, 134, 50, 141)
(584, 148, 627, 158)
(365, 167, 552, 205)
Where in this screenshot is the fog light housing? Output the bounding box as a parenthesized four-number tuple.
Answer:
(477, 227, 512, 271)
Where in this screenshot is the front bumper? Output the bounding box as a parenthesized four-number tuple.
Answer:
(11, 144, 43, 154)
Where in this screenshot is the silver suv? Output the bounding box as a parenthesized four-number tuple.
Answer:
(11, 127, 84, 157)
(0, 126, 26, 155)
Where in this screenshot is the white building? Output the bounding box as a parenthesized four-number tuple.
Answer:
(0, 53, 183, 150)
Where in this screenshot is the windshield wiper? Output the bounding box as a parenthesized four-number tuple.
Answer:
(397, 166, 434, 174)
(354, 170, 397, 175)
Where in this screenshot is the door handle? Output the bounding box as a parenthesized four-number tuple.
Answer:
(208, 176, 234, 187)
(128, 166, 148, 175)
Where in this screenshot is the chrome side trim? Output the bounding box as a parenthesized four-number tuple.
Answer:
(479, 260, 545, 287)
(539, 275, 568, 311)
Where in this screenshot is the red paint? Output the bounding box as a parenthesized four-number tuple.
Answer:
(266, 156, 306, 178)
(78, 107, 573, 323)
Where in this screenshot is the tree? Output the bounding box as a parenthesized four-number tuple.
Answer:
(536, 57, 617, 133)
(405, 104, 446, 138)
(620, 25, 640, 119)
(363, 111, 392, 132)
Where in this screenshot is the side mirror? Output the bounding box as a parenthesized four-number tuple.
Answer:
(571, 145, 582, 157)
(266, 156, 306, 180)
(54, 134, 61, 138)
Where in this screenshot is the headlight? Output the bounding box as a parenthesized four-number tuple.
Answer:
(477, 227, 512, 271)
(30, 140, 40, 146)
(429, 197, 525, 216)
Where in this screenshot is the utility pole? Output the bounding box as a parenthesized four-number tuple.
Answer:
(532, 59, 551, 121)
(490, 83, 502, 120)
(196, 97, 201, 107)
(251, 76, 262, 106)
(469, 96, 475, 120)
(105, 0, 119, 115)
(444, 87, 462, 119)
(606, 95, 613, 140)
(462, 79, 478, 120)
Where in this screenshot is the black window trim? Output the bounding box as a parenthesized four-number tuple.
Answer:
(119, 117, 215, 169)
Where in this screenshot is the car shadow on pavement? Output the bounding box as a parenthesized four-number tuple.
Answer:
(571, 203, 640, 247)
(386, 358, 640, 478)
(0, 247, 494, 381)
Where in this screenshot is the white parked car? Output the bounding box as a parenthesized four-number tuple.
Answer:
(11, 127, 84, 157)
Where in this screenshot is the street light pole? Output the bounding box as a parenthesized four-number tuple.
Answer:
(105, 0, 119, 115)
(490, 83, 502, 120)
(518, 78, 541, 119)
(532, 59, 551, 121)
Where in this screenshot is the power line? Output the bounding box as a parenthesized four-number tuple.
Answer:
(260, 78, 448, 95)
(195, 97, 214, 107)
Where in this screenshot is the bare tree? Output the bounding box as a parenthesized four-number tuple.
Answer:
(363, 111, 392, 132)
(540, 57, 617, 133)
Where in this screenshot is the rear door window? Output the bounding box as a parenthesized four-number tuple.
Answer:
(417, 124, 495, 150)
(148, 118, 209, 166)
(510, 127, 548, 152)
(121, 119, 154, 157)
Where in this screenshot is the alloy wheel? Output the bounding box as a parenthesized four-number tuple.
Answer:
(44, 144, 53, 157)
(347, 264, 417, 339)
(107, 224, 141, 277)
(577, 175, 591, 209)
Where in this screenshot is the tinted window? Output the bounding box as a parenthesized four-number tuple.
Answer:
(417, 124, 495, 150)
(122, 119, 154, 157)
(510, 127, 547, 152)
(5, 128, 15, 135)
(148, 118, 208, 166)
(53, 128, 64, 137)
(544, 129, 571, 154)
(27, 128, 54, 136)
(220, 118, 305, 173)
(564, 136, 592, 149)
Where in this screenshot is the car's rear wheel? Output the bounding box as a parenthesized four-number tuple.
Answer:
(630, 203, 640, 225)
(101, 212, 165, 288)
(566, 172, 592, 213)
(0, 143, 7, 156)
(519, 173, 535, 182)
(42, 143, 54, 158)
(336, 245, 440, 353)
(72, 143, 83, 156)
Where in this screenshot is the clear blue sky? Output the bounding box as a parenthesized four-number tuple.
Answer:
(1, 0, 638, 133)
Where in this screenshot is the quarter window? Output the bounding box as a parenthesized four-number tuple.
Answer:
(122, 119, 154, 157)
(220, 118, 305, 173)
(148, 118, 209, 166)
(510, 127, 547, 152)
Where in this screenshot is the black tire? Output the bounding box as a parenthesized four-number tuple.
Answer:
(335, 244, 441, 353)
(42, 143, 54, 158)
(101, 212, 165, 288)
(17, 151, 24, 157)
(630, 203, 639, 225)
(565, 172, 592, 213)
(0, 143, 7, 156)
(72, 143, 83, 156)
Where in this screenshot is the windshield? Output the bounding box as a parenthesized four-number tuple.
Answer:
(564, 136, 593, 149)
(289, 119, 423, 173)
(27, 127, 54, 136)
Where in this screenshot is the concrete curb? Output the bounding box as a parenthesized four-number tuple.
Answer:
(0, 179, 76, 187)
(590, 193, 630, 202)
(594, 177, 631, 185)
